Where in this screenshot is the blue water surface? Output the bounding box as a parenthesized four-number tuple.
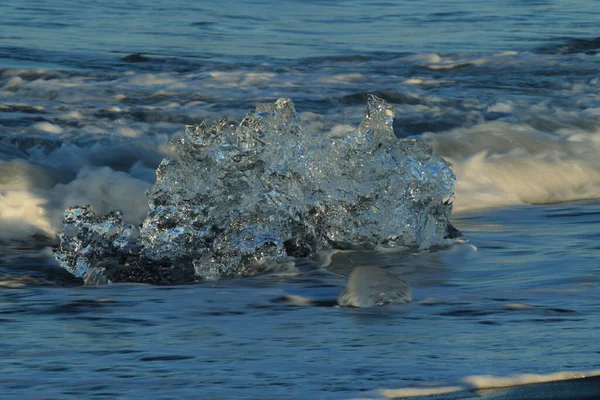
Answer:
(1, 1, 600, 399)
(2, 0, 600, 65)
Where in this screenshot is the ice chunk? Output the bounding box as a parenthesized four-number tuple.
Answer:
(53, 205, 196, 284)
(54, 205, 139, 282)
(53, 95, 461, 284)
(337, 266, 412, 308)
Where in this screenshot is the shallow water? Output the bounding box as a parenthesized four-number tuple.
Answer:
(2, 204, 600, 398)
(2, 0, 600, 398)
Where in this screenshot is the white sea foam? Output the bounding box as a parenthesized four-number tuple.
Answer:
(397, 53, 442, 64)
(487, 101, 513, 113)
(319, 73, 366, 84)
(443, 149, 600, 211)
(463, 370, 600, 389)
(0, 160, 56, 238)
(378, 386, 465, 398)
(0, 190, 55, 240)
(128, 73, 178, 86)
(494, 51, 519, 57)
(51, 167, 151, 226)
(0, 157, 151, 241)
(3, 76, 24, 90)
(376, 369, 600, 398)
(206, 71, 276, 87)
(403, 78, 451, 86)
(33, 122, 64, 134)
(56, 110, 84, 120)
(428, 121, 600, 211)
(0, 160, 60, 191)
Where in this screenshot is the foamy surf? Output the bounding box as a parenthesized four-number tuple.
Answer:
(427, 119, 600, 212)
(0, 160, 151, 241)
(375, 369, 600, 399)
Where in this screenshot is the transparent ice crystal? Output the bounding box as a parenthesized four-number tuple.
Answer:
(53, 95, 462, 284)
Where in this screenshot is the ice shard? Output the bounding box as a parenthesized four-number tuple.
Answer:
(53, 95, 461, 284)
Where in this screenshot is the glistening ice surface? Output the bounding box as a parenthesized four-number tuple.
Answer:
(53, 96, 458, 284)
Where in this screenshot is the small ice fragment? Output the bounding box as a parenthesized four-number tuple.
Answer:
(337, 266, 412, 308)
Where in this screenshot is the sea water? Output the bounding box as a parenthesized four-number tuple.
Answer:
(1, 0, 600, 398)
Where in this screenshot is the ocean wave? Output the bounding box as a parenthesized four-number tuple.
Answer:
(1, 48, 600, 239)
(426, 119, 600, 211)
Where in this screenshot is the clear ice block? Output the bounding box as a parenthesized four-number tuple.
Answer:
(53, 95, 461, 284)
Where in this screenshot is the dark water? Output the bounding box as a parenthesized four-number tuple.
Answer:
(1, 0, 600, 398)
